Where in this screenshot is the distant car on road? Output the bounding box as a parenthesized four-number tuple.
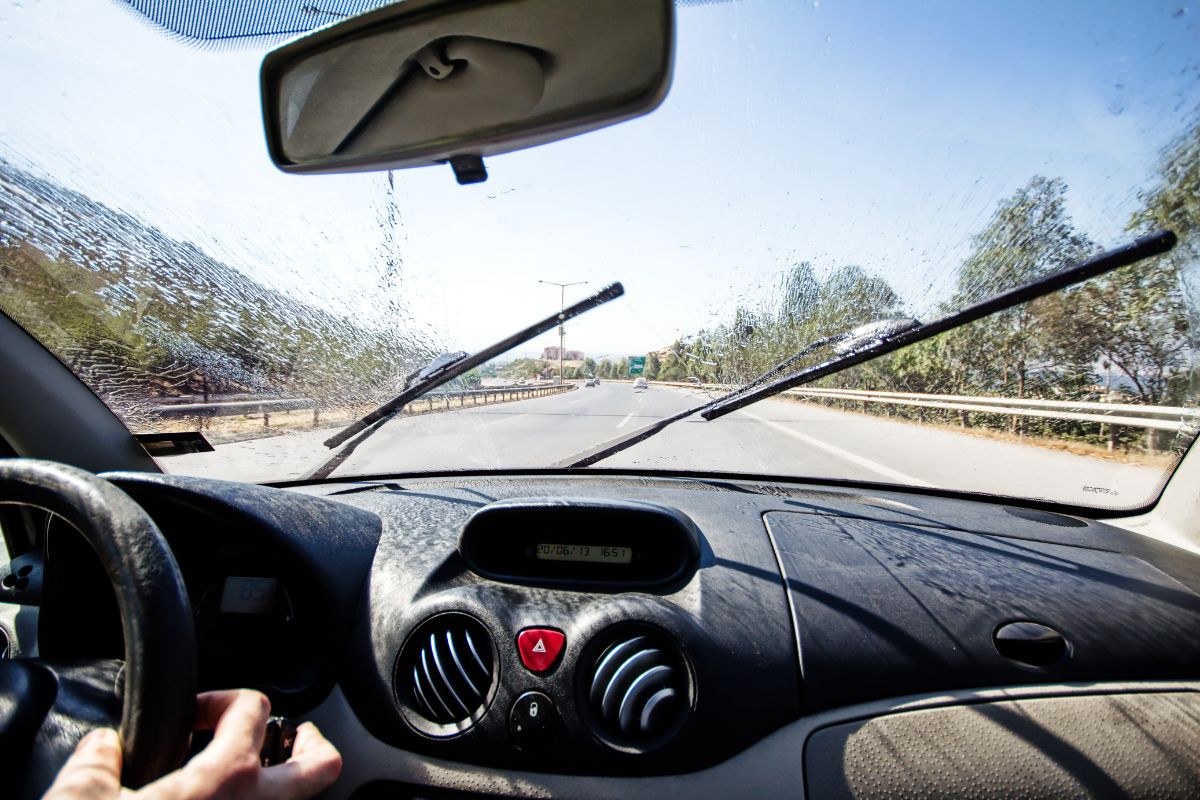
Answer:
(685, 376, 701, 384)
(633, 377, 648, 390)
(585, 377, 598, 387)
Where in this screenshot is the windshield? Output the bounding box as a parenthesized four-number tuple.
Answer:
(2, 0, 1199, 511)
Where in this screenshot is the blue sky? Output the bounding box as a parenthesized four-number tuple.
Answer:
(2, 0, 1198, 359)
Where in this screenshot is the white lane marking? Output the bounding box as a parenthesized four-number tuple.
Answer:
(482, 414, 527, 427)
(741, 410, 934, 487)
(617, 412, 636, 429)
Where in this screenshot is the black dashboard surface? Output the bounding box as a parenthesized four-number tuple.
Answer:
(47, 473, 382, 712)
(768, 510, 1200, 711)
(63, 471, 1200, 793)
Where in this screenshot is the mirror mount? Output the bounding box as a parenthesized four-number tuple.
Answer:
(449, 154, 487, 185)
(414, 42, 456, 81)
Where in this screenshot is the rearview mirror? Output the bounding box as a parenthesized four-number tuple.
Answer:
(260, 0, 674, 184)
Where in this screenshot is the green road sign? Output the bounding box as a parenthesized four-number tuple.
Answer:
(628, 356, 646, 376)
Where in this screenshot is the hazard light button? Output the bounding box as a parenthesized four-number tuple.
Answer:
(516, 628, 566, 673)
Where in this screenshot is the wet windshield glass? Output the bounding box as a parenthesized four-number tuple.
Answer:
(2, 0, 1198, 510)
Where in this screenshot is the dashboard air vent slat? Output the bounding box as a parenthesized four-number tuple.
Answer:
(586, 628, 690, 749)
(397, 614, 495, 734)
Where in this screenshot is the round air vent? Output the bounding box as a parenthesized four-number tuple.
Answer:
(584, 627, 691, 751)
(395, 613, 496, 736)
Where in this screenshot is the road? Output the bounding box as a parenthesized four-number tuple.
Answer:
(163, 382, 1164, 508)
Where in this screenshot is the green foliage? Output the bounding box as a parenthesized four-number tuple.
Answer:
(3, 135, 1195, 454)
(0, 160, 435, 428)
(644, 352, 661, 380)
(663, 168, 1195, 450)
(461, 368, 484, 389)
(498, 358, 545, 380)
(658, 353, 687, 382)
(1125, 119, 1200, 408)
(948, 177, 1099, 428)
(1131, 121, 1200, 267)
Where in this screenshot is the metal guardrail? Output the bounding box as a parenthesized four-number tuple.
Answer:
(149, 383, 570, 427)
(653, 381, 1197, 435)
(787, 388, 1198, 432)
(398, 384, 570, 414)
(153, 398, 316, 418)
(152, 392, 284, 405)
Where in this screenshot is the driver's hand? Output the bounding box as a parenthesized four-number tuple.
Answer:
(43, 689, 342, 800)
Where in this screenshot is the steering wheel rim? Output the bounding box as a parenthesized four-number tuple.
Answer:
(0, 459, 195, 789)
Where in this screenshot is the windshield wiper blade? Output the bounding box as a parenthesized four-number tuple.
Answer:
(562, 229, 1175, 467)
(316, 281, 624, 457)
(703, 229, 1176, 420)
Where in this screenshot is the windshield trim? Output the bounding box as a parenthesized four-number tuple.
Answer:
(263, 463, 1180, 520)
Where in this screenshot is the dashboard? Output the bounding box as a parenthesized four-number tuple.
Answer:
(34, 470, 1200, 798)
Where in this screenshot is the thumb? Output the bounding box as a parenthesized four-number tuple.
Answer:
(45, 728, 124, 799)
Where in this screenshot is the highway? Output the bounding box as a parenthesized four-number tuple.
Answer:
(165, 382, 1164, 508)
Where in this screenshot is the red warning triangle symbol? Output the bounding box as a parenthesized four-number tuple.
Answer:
(532, 638, 547, 653)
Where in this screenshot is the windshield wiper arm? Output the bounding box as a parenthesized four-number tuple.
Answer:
(557, 319, 916, 468)
(315, 281, 624, 459)
(562, 229, 1175, 467)
(713, 318, 921, 406)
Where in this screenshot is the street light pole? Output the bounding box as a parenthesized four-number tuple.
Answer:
(538, 279, 587, 384)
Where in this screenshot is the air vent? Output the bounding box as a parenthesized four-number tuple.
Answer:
(585, 628, 690, 751)
(395, 613, 496, 736)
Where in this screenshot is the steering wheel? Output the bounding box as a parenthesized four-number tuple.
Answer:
(0, 460, 196, 797)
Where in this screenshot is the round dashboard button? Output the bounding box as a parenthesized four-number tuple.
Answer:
(508, 691, 557, 750)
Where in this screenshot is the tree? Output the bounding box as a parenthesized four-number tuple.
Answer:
(814, 265, 900, 333)
(658, 346, 687, 381)
(498, 358, 543, 380)
(1131, 121, 1200, 270)
(777, 262, 820, 326)
(644, 352, 661, 380)
(949, 176, 1097, 431)
(955, 177, 1093, 299)
(1113, 119, 1200, 407)
(1051, 266, 1186, 405)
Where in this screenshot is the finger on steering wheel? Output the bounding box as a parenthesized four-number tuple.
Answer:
(42, 729, 123, 800)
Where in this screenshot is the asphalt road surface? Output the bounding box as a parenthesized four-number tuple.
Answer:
(164, 382, 1165, 509)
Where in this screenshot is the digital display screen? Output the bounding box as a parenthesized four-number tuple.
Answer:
(535, 544, 632, 564)
(219, 576, 278, 614)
